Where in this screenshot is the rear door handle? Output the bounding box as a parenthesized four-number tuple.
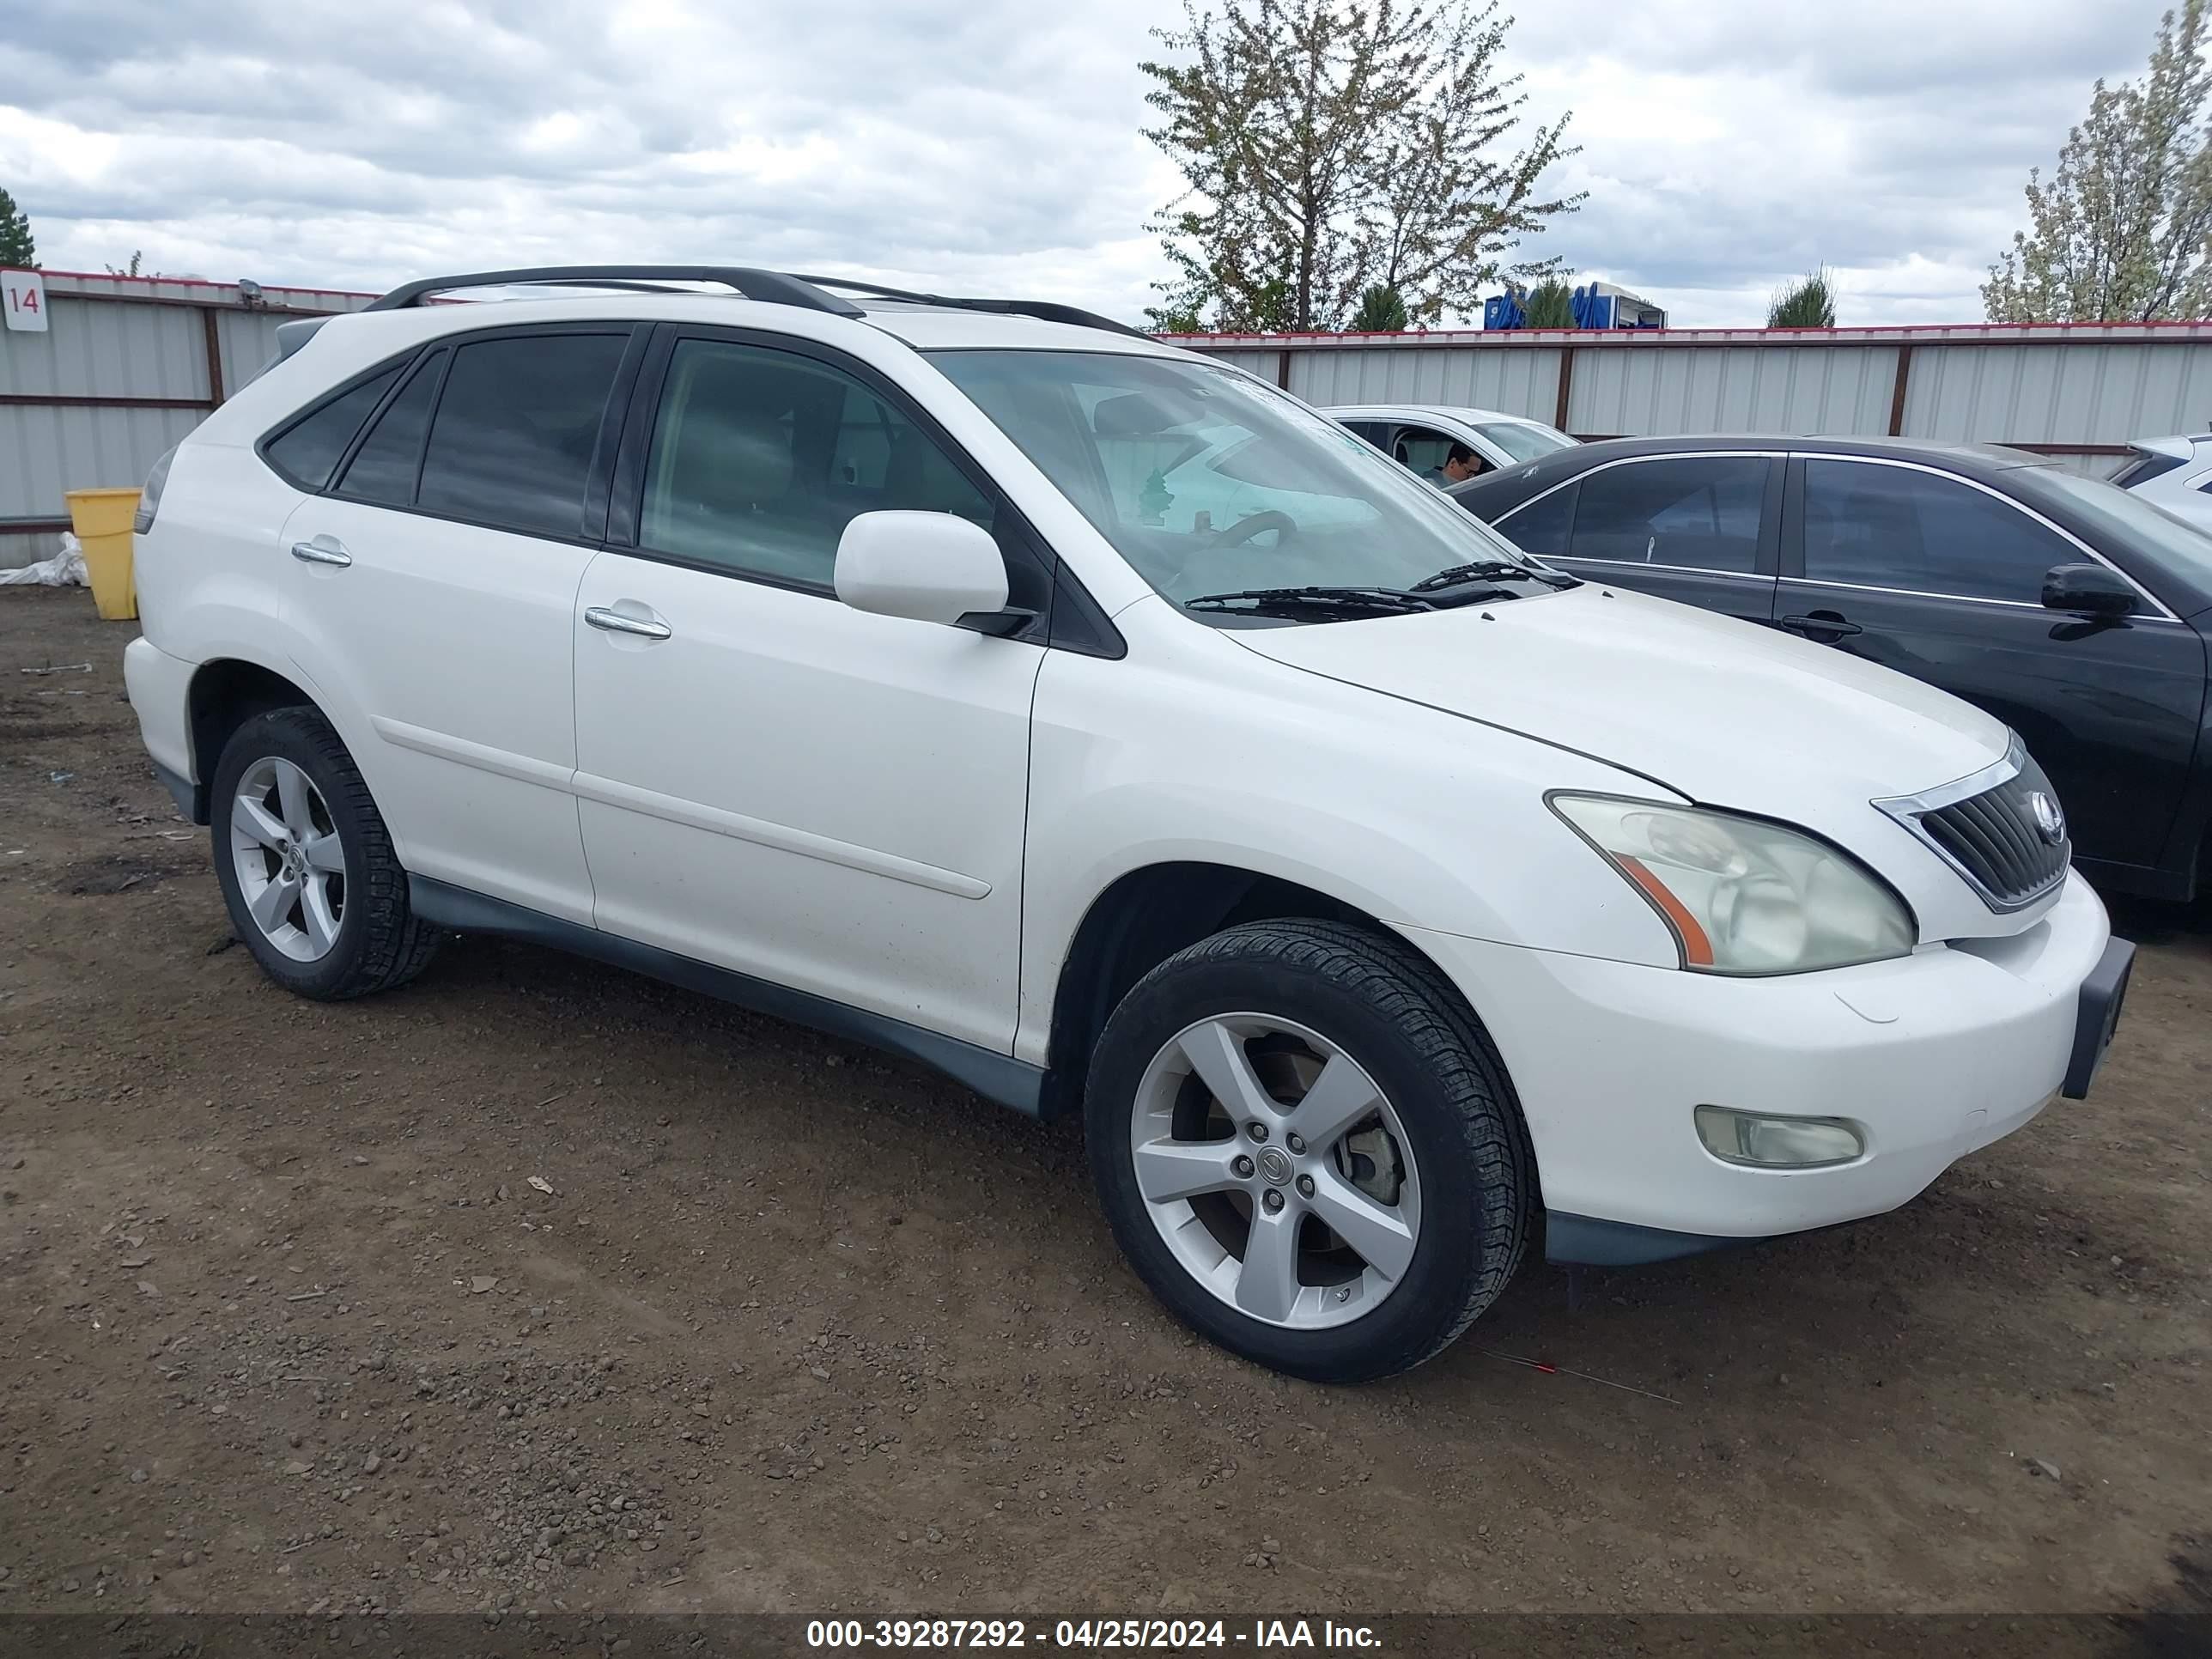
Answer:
(585, 605, 672, 641)
(1781, 611, 1863, 641)
(289, 538, 351, 568)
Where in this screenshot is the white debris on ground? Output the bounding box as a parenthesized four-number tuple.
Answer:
(0, 532, 89, 588)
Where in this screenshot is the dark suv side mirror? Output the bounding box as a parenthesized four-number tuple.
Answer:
(2041, 562, 2137, 617)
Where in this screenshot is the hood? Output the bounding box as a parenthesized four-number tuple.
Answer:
(1233, 584, 2016, 913)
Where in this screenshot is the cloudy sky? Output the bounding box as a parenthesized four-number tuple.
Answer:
(0, 0, 2185, 328)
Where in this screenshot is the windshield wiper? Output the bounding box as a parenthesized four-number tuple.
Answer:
(1407, 560, 1578, 595)
(1183, 585, 1437, 617)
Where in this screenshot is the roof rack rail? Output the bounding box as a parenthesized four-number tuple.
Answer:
(364, 266, 866, 316)
(794, 276, 1152, 340)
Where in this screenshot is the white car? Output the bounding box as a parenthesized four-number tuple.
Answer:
(124, 264, 2131, 1382)
(2112, 433, 2212, 529)
(1328, 402, 1578, 481)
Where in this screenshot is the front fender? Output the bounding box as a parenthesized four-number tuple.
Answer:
(1015, 634, 1681, 1065)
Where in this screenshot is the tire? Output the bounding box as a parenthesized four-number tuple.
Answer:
(1085, 919, 1534, 1382)
(210, 707, 442, 1000)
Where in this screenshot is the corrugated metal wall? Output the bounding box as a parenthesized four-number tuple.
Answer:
(1183, 323, 2212, 478)
(1289, 343, 1563, 415)
(1, 271, 370, 566)
(9, 288, 2212, 569)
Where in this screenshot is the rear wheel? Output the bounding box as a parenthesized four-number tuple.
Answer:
(210, 708, 441, 1000)
(1085, 919, 1534, 1382)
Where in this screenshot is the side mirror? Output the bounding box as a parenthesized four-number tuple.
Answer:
(2040, 562, 2137, 618)
(835, 511, 1009, 629)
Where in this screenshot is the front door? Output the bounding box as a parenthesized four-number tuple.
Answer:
(572, 330, 1044, 1053)
(1776, 454, 2206, 878)
(1495, 453, 1781, 627)
(279, 326, 637, 925)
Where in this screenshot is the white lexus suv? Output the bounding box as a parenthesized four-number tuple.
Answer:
(124, 266, 2133, 1382)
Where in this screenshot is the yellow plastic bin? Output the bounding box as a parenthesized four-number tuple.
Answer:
(64, 487, 143, 621)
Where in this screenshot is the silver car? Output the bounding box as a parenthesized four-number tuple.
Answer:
(1328, 402, 1578, 482)
(2111, 433, 2212, 530)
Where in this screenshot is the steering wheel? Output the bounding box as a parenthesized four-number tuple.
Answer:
(1211, 509, 1297, 548)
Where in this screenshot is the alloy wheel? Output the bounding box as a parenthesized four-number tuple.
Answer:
(229, 756, 347, 963)
(1128, 1013, 1422, 1330)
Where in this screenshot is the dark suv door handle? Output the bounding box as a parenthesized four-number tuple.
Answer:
(1781, 611, 1863, 641)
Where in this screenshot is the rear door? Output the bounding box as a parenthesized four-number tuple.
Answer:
(278, 325, 641, 925)
(1774, 453, 2204, 875)
(1497, 453, 1781, 626)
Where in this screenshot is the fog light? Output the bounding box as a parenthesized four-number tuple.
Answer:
(1694, 1105, 1864, 1169)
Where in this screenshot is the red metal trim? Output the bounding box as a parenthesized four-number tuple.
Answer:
(1566, 434, 2130, 457)
(46, 289, 340, 319)
(1168, 319, 2212, 344)
(31, 266, 379, 301)
(0, 392, 216, 411)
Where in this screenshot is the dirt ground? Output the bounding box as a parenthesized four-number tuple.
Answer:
(0, 585, 2207, 1628)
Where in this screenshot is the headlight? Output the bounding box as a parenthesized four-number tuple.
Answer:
(1549, 794, 1916, 975)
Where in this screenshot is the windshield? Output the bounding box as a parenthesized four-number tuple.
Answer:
(2012, 465, 2212, 587)
(929, 349, 1543, 619)
(1474, 420, 1577, 463)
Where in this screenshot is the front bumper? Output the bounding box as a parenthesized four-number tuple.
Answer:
(1397, 871, 2118, 1255)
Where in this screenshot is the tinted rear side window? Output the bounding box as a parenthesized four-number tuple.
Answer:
(416, 334, 628, 538)
(263, 367, 400, 489)
(336, 350, 445, 507)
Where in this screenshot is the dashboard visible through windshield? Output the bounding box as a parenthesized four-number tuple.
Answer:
(929, 349, 1561, 623)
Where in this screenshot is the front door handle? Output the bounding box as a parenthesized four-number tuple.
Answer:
(585, 605, 672, 641)
(1780, 611, 1863, 641)
(289, 538, 351, 568)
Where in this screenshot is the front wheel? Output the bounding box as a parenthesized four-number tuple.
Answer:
(1085, 920, 1534, 1382)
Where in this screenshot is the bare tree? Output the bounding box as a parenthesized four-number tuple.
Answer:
(1142, 0, 1578, 331)
(1984, 1, 2212, 322)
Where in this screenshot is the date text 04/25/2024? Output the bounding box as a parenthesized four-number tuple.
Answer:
(805, 1619, 1382, 1650)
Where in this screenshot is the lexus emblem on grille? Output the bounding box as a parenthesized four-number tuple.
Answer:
(2029, 791, 2066, 846)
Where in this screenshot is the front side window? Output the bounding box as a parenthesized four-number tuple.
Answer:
(2010, 465, 2207, 600)
(1494, 482, 1577, 558)
(640, 338, 994, 586)
(929, 350, 1539, 616)
(415, 333, 628, 538)
(1569, 457, 1767, 574)
(1802, 459, 2072, 603)
(264, 366, 401, 489)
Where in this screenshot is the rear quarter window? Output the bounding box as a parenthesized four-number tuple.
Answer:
(261, 367, 402, 490)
